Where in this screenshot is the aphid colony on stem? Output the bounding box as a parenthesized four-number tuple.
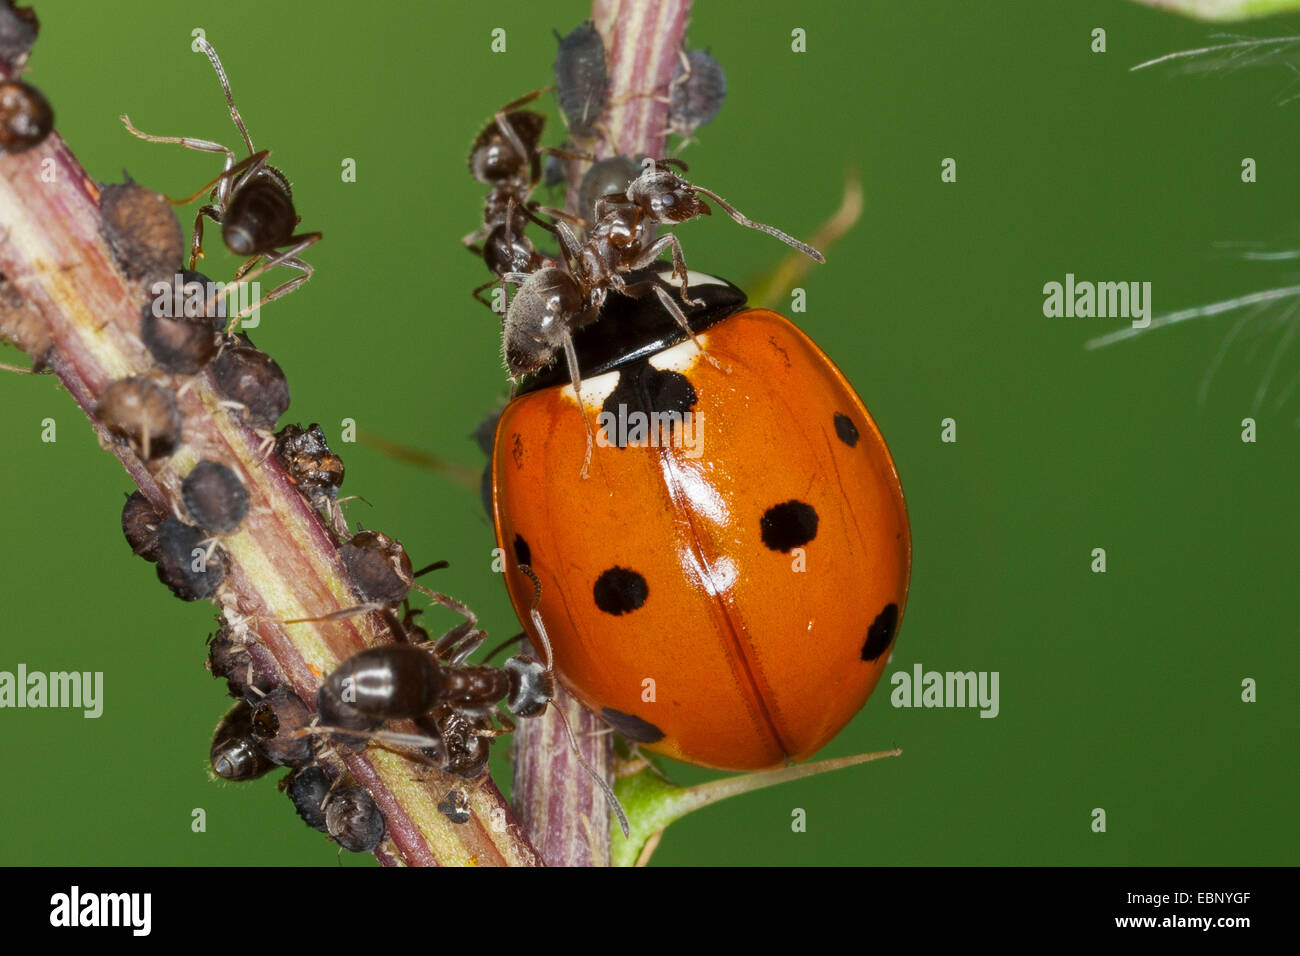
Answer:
(0, 18, 544, 858)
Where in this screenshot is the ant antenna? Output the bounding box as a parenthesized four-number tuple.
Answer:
(517, 562, 630, 837)
(516, 564, 553, 669)
(551, 702, 632, 838)
(194, 37, 255, 156)
(690, 184, 826, 263)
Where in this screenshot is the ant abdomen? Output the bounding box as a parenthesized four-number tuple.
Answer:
(322, 645, 443, 720)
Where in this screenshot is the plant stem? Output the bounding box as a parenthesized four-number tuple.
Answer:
(510, 0, 691, 868)
(0, 105, 538, 866)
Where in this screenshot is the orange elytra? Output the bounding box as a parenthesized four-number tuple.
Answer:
(492, 267, 910, 771)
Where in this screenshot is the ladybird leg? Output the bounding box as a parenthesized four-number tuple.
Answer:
(560, 329, 596, 478)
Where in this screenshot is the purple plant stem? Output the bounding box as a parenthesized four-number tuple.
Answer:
(511, 0, 692, 868)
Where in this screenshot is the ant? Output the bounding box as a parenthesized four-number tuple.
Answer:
(463, 90, 588, 310)
(309, 571, 629, 834)
(120, 38, 320, 329)
(501, 157, 825, 472)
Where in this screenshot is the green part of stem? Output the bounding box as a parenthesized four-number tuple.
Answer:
(1130, 0, 1300, 20)
(611, 748, 902, 867)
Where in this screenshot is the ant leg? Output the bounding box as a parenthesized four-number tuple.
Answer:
(553, 221, 588, 275)
(620, 276, 719, 369)
(526, 202, 586, 231)
(170, 150, 272, 208)
(120, 115, 237, 171)
(189, 205, 221, 269)
(471, 278, 505, 313)
(481, 631, 528, 664)
(217, 234, 322, 331)
(560, 330, 595, 479)
(538, 144, 594, 163)
(627, 232, 704, 307)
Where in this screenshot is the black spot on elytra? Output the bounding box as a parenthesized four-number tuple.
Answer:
(861, 603, 899, 661)
(602, 707, 664, 743)
(512, 534, 532, 568)
(760, 500, 819, 553)
(834, 412, 860, 447)
(600, 360, 697, 448)
(593, 566, 648, 615)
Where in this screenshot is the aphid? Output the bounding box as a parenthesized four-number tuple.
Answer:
(99, 179, 185, 285)
(0, 277, 51, 371)
(249, 689, 315, 766)
(121, 490, 163, 562)
(209, 344, 290, 430)
(553, 21, 608, 139)
(339, 530, 413, 607)
(273, 423, 344, 501)
(95, 375, 183, 460)
(154, 515, 226, 600)
(285, 765, 331, 832)
(437, 789, 471, 824)
(577, 154, 644, 227)
(206, 626, 278, 700)
(667, 49, 726, 140)
(0, 2, 39, 70)
(210, 699, 275, 781)
(0, 79, 51, 153)
(181, 459, 249, 533)
(120, 38, 320, 324)
(325, 786, 386, 853)
(140, 293, 219, 375)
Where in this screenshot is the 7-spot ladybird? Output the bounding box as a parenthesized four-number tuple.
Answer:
(491, 266, 911, 770)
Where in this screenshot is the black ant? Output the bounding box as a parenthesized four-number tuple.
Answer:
(308, 571, 629, 834)
(501, 157, 824, 472)
(463, 90, 588, 310)
(120, 38, 320, 329)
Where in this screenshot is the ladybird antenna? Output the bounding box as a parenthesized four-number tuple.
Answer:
(689, 184, 826, 263)
(195, 37, 256, 155)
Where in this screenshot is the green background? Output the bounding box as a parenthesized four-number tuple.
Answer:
(0, 0, 1295, 866)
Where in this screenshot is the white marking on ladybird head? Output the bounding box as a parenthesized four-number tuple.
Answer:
(560, 368, 620, 411)
(648, 334, 709, 375)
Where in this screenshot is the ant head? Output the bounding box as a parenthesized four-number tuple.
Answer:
(504, 656, 554, 718)
(502, 267, 584, 376)
(627, 162, 710, 224)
